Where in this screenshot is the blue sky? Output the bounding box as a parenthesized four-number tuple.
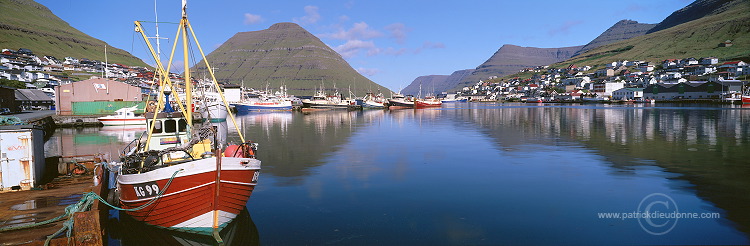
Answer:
(37, 0, 692, 91)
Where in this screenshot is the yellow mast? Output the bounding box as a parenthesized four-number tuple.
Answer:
(186, 20, 246, 143)
(135, 0, 247, 152)
(134, 21, 189, 153)
(181, 2, 192, 123)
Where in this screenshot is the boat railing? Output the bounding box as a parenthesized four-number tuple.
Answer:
(122, 131, 147, 157)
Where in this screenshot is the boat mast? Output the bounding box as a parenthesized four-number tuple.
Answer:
(181, 0, 192, 123)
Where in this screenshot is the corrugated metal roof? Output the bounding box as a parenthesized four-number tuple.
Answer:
(15, 89, 53, 102)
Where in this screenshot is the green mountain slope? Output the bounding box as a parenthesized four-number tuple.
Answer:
(0, 0, 146, 66)
(193, 22, 391, 96)
(560, 0, 750, 68)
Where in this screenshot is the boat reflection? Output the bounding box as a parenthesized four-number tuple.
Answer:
(109, 208, 259, 246)
(99, 125, 147, 143)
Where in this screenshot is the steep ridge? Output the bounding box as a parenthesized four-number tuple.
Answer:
(561, 0, 750, 68)
(647, 0, 741, 34)
(0, 0, 146, 66)
(193, 22, 391, 96)
(401, 69, 474, 95)
(452, 45, 582, 91)
(574, 20, 656, 56)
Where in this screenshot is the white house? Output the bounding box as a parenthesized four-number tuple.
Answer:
(611, 87, 644, 100)
(592, 82, 625, 97)
(699, 57, 719, 65)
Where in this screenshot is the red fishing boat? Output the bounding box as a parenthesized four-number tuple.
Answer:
(415, 96, 443, 108)
(114, 1, 260, 236)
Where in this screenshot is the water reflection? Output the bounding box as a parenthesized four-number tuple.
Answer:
(44, 126, 143, 159)
(44, 104, 750, 244)
(447, 103, 750, 236)
(99, 126, 147, 143)
(110, 208, 259, 246)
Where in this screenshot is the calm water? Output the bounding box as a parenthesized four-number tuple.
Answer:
(46, 103, 750, 245)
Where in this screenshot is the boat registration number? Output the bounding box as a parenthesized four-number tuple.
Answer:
(133, 181, 160, 199)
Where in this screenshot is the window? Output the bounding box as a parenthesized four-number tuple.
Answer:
(151, 120, 162, 133)
(164, 119, 177, 133)
(179, 119, 187, 132)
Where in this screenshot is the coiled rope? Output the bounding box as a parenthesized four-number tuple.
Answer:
(0, 168, 183, 246)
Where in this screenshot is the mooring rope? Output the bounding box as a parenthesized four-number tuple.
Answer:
(0, 168, 183, 245)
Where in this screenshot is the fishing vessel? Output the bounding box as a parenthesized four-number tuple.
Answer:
(415, 96, 443, 108)
(387, 93, 415, 108)
(193, 90, 229, 121)
(234, 98, 293, 111)
(233, 91, 292, 112)
(97, 105, 146, 126)
(441, 97, 468, 103)
(302, 89, 355, 109)
(114, 1, 260, 237)
(357, 92, 387, 109)
(743, 85, 750, 104)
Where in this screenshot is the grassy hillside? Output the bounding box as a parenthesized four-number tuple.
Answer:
(0, 0, 146, 66)
(558, 0, 750, 68)
(194, 22, 391, 96)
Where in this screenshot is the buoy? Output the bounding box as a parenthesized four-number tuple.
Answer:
(224, 145, 244, 157)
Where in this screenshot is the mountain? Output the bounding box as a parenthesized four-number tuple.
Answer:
(401, 69, 474, 95)
(647, 0, 740, 34)
(574, 20, 656, 56)
(560, 0, 750, 68)
(0, 0, 146, 66)
(451, 45, 582, 91)
(193, 22, 390, 96)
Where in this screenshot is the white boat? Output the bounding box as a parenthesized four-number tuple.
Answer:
(441, 97, 468, 103)
(302, 89, 355, 109)
(387, 93, 415, 108)
(97, 105, 146, 126)
(192, 90, 228, 122)
(441, 94, 468, 103)
(357, 92, 387, 109)
(233, 91, 293, 112)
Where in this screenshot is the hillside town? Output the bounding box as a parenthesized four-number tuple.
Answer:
(0, 47, 178, 112)
(455, 55, 750, 103)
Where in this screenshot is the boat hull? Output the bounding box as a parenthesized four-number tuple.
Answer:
(201, 104, 229, 122)
(388, 99, 414, 108)
(441, 99, 467, 103)
(743, 96, 750, 104)
(117, 157, 261, 235)
(98, 117, 147, 126)
(302, 102, 353, 109)
(362, 101, 386, 109)
(414, 100, 442, 108)
(233, 101, 292, 111)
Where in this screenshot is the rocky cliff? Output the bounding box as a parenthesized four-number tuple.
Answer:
(574, 20, 656, 56)
(452, 45, 582, 91)
(401, 69, 474, 95)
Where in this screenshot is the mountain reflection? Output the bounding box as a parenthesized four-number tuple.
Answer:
(233, 111, 364, 185)
(239, 105, 750, 235)
(445, 103, 750, 234)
